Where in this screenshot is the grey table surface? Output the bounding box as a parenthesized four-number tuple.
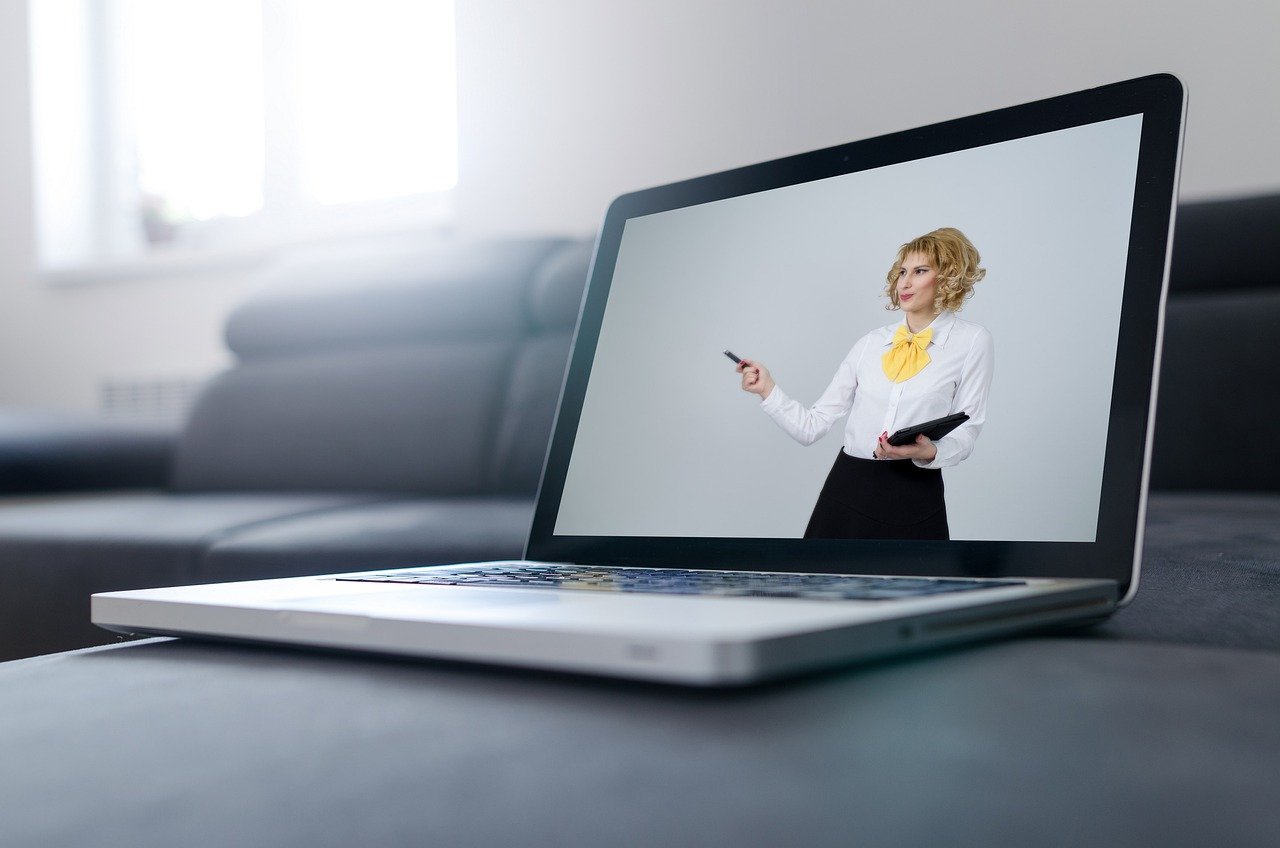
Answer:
(1, 493, 1278, 848)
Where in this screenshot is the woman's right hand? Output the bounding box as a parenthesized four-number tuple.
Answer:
(736, 358, 775, 399)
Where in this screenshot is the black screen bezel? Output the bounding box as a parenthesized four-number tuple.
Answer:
(526, 74, 1184, 597)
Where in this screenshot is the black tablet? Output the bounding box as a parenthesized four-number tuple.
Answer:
(887, 413, 970, 446)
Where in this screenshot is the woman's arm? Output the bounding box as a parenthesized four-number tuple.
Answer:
(740, 340, 864, 447)
(913, 327, 995, 469)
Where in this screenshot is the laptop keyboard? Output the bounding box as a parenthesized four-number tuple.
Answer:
(336, 565, 1024, 601)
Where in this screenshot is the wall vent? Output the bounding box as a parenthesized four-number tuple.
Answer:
(100, 376, 206, 424)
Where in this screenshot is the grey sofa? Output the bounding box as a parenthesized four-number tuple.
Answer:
(0, 200, 1277, 848)
(1150, 193, 1280, 491)
(0, 234, 593, 661)
(0, 194, 1276, 665)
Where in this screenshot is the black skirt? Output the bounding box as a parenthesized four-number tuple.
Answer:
(803, 449, 949, 540)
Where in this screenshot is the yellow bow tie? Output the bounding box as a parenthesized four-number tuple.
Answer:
(881, 325, 933, 383)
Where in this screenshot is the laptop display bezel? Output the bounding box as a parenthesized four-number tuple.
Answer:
(526, 74, 1185, 598)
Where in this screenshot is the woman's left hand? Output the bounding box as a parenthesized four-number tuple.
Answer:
(873, 433, 937, 463)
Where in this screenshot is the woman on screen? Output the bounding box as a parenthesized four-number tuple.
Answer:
(737, 227, 993, 540)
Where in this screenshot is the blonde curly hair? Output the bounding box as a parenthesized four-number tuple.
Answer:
(884, 227, 985, 312)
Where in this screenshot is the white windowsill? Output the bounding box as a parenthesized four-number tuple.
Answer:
(36, 195, 457, 288)
(37, 244, 281, 287)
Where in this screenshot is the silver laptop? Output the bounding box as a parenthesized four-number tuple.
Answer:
(93, 75, 1186, 685)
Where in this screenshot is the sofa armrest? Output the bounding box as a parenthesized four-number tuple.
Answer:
(0, 410, 175, 494)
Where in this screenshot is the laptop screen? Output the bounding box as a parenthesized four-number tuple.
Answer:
(529, 75, 1184, 593)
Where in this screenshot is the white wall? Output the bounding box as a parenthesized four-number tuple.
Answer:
(454, 0, 1280, 234)
(1, 0, 1278, 412)
(0, 0, 249, 412)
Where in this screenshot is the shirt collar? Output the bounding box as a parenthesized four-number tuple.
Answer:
(878, 309, 957, 348)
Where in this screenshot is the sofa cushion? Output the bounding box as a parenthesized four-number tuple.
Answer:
(1150, 290, 1280, 491)
(200, 497, 535, 576)
(486, 334, 574, 494)
(1148, 194, 1280, 491)
(1169, 195, 1280, 293)
(226, 236, 568, 359)
(171, 341, 519, 493)
(527, 239, 593, 332)
(0, 410, 173, 494)
(172, 236, 587, 496)
(1077, 492, 1280, 651)
(1, 635, 1276, 847)
(481, 239, 591, 493)
(0, 492, 385, 660)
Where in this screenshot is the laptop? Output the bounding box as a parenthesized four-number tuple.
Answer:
(92, 74, 1186, 685)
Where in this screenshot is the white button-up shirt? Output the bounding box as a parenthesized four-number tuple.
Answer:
(759, 310, 994, 469)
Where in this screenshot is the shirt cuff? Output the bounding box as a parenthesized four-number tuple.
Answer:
(912, 436, 952, 470)
(759, 384, 788, 413)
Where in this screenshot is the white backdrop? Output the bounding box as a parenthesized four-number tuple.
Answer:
(555, 115, 1143, 541)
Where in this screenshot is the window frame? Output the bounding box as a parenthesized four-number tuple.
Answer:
(29, 0, 457, 286)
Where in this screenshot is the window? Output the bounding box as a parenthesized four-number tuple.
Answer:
(28, 0, 457, 277)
